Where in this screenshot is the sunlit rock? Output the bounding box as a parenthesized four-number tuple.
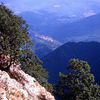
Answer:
(0, 55, 55, 100)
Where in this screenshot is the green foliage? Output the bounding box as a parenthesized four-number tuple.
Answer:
(0, 3, 30, 59)
(20, 48, 53, 91)
(0, 4, 52, 91)
(55, 59, 100, 100)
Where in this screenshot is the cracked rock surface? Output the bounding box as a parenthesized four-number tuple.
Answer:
(0, 55, 55, 100)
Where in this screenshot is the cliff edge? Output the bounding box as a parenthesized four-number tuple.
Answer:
(0, 55, 55, 100)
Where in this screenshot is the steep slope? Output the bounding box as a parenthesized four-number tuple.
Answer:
(0, 55, 55, 100)
(42, 42, 100, 84)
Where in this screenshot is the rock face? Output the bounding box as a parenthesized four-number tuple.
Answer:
(0, 55, 55, 100)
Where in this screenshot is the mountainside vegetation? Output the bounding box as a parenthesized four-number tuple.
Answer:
(55, 59, 100, 100)
(0, 4, 52, 91)
(42, 42, 100, 84)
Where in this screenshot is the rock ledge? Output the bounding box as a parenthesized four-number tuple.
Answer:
(0, 55, 55, 100)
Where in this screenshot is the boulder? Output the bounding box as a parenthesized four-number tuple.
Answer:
(0, 55, 55, 100)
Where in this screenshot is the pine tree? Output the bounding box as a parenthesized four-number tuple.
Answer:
(0, 4, 52, 91)
(55, 59, 100, 100)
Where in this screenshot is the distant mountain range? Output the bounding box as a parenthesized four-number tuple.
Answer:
(20, 11, 100, 42)
(55, 14, 100, 42)
(20, 11, 100, 58)
(29, 31, 62, 58)
(19, 10, 100, 85)
(42, 42, 100, 84)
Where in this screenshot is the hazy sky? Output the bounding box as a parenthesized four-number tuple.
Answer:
(0, 0, 100, 17)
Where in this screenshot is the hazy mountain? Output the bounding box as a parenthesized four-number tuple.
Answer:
(20, 10, 78, 32)
(20, 11, 100, 58)
(29, 31, 62, 58)
(20, 12, 100, 43)
(2, 0, 100, 18)
(42, 42, 100, 84)
(54, 14, 100, 42)
(20, 11, 66, 57)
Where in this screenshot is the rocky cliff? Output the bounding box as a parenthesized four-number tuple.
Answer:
(0, 54, 55, 100)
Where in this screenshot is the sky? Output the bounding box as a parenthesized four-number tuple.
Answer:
(0, 0, 100, 17)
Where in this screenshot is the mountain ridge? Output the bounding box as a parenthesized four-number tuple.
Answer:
(20, 11, 100, 58)
(20, 12, 100, 43)
(42, 42, 100, 84)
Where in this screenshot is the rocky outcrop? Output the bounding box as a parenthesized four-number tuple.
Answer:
(0, 55, 55, 100)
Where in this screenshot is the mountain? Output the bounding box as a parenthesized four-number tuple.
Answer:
(54, 14, 100, 42)
(29, 32, 62, 58)
(42, 42, 100, 84)
(20, 12, 100, 43)
(20, 11, 66, 57)
(20, 11, 100, 58)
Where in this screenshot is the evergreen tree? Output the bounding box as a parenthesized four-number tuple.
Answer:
(55, 59, 100, 100)
(0, 4, 52, 91)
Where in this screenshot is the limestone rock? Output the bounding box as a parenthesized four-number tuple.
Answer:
(0, 55, 55, 100)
